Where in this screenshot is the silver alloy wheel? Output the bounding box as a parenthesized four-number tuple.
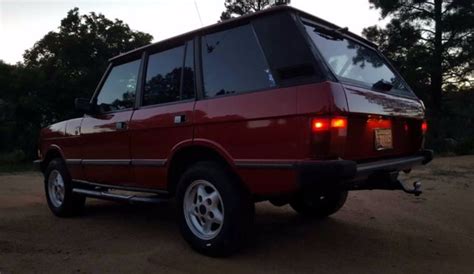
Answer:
(183, 180, 224, 240)
(48, 170, 65, 208)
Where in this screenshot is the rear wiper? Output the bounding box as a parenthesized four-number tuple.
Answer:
(314, 27, 348, 40)
(372, 80, 393, 92)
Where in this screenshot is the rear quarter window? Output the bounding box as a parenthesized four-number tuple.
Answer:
(201, 24, 276, 98)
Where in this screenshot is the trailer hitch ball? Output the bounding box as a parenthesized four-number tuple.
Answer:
(397, 180, 422, 196)
(413, 181, 422, 196)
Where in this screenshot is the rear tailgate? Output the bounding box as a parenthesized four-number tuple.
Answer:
(342, 85, 425, 161)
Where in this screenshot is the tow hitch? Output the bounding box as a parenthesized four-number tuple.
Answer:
(345, 172, 423, 196)
(397, 180, 422, 196)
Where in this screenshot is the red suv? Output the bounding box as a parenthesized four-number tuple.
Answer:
(36, 6, 433, 256)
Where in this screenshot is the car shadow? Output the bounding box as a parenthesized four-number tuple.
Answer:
(81, 199, 390, 259)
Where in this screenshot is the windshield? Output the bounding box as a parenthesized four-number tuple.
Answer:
(304, 23, 413, 97)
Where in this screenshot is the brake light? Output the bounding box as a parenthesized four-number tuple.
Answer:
(312, 117, 347, 132)
(312, 119, 330, 131)
(421, 121, 428, 134)
(310, 117, 348, 159)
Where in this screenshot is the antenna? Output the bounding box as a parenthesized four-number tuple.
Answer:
(194, 0, 204, 28)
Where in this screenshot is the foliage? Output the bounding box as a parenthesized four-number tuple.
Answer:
(425, 88, 474, 155)
(363, 0, 473, 111)
(0, 149, 26, 165)
(220, 0, 290, 21)
(0, 8, 152, 159)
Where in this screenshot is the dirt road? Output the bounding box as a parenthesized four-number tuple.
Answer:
(1, 156, 473, 273)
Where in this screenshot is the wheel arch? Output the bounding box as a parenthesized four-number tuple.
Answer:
(166, 142, 241, 195)
(41, 145, 65, 172)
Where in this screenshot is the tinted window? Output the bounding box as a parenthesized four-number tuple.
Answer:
(253, 13, 322, 84)
(144, 45, 185, 106)
(304, 24, 411, 96)
(96, 59, 140, 112)
(201, 24, 275, 98)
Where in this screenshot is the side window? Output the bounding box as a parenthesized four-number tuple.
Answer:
(96, 59, 141, 112)
(144, 45, 184, 106)
(143, 41, 195, 106)
(201, 24, 275, 98)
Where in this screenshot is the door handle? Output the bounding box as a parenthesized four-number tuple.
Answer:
(174, 115, 186, 124)
(116, 121, 128, 130)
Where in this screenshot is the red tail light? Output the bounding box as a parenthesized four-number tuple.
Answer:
(312, 118, 330, 132)
(311, 117, 348, 159)
(312, 117, 347, 132)
(421, 121, 428, 134)
(331, 118, 347, 128)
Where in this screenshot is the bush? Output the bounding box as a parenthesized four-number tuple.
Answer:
(425, 89, 474, 156)
(0, 149, 27, 165)
(454, 138, 474, 155)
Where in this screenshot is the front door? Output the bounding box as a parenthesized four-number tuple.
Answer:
(80, 58, 141, 185)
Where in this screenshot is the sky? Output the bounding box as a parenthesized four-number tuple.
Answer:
(0, 0, 387, 64)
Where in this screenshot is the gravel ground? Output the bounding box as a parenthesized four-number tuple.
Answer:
(0, 156, 473, 274)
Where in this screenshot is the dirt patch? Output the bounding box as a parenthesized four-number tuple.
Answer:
(0, 156, 473, 273)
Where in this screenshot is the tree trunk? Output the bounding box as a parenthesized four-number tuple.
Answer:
(432, 0, 443, 113)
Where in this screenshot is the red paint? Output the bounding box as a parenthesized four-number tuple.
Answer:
(80, 111, 134, 184)
(129, 101, 195, 188)
(38, 81, 426, 196)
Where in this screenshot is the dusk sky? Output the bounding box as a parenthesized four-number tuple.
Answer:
(0, 0, 387, 64)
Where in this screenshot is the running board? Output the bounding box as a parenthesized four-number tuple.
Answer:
(72, 188, 167, 204)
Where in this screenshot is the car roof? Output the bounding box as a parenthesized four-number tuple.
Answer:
(109, 5, 377, 63)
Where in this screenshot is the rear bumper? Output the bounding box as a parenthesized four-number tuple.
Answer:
(297, 150, 433, 190)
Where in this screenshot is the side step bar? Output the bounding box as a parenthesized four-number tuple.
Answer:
(72, 188, 167, 204)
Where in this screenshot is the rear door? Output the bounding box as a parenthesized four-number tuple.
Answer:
(80, 59, 141, 185)
(302, 21, 425, 161)
(342, 85, 425, 160)
(129, 41, 196, 189)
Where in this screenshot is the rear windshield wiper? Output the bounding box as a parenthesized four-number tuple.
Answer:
(372, 80, 393, 92)
(313, 27, 348, 41)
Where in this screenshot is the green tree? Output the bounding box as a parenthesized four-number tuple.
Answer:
(363, 0, 473, 111)
(0, 8, 153, 158)
(220, 0, 290, 21)
(23, 7, 153, 123)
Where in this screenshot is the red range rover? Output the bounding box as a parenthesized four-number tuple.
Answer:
(36, 6, 433, 256)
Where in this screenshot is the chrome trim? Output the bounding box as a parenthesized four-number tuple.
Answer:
(234, 161, 295, 169)
(81, 159, 130, 166)
(131, 159, 166, 167)
(65, 159, 82, 165)
(66, 159, 167, 167)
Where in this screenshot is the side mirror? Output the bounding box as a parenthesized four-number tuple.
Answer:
(75, 98, 94, 114)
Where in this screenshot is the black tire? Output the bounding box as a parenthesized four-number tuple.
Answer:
(290, 189, 348, 219)
(176, 161, 254, 257)
(44, 158, 85, 217)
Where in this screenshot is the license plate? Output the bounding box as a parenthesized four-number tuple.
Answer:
(374, 128, 393, 150)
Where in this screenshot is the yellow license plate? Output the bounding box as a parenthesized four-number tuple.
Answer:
(374, 128, 393, 150)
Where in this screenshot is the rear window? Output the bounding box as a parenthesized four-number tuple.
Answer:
(303, 23, 413, 97)
(201, 24, 276, 98)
